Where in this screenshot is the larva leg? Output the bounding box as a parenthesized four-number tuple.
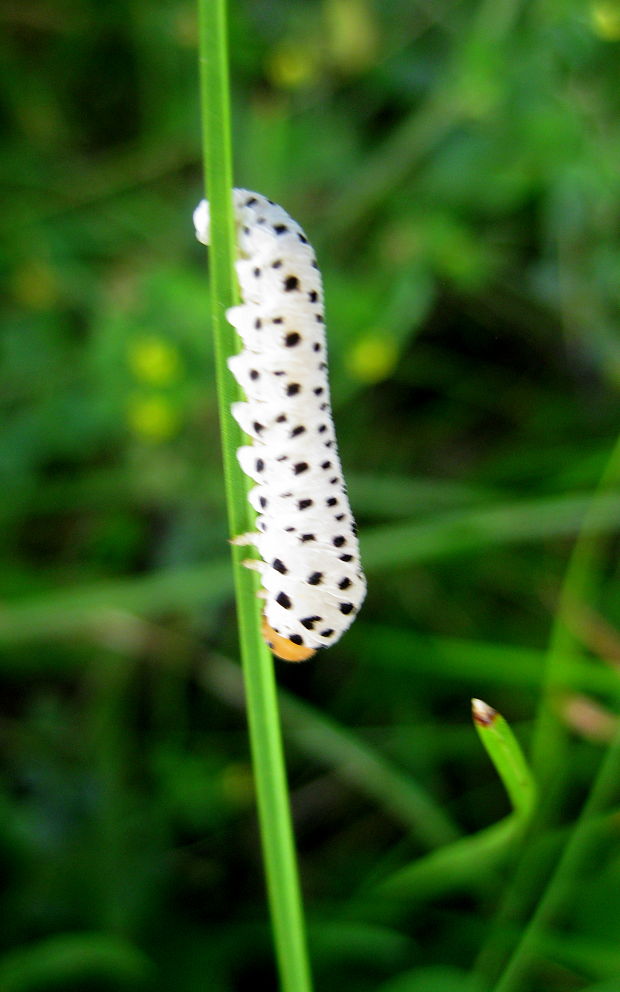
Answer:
(229, 532, 261, 547)
(241, 558, 263, 572)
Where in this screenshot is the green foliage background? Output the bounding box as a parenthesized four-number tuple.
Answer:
(2, 1, 620, 990)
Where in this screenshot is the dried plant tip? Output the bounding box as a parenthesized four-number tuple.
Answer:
(471, 698, 498, 728)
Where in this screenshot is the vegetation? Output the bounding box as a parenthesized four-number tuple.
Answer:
(2, 1, 620, 990)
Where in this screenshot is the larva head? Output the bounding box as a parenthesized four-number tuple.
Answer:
(261, 616, 316, 663)
(193, 200, 211, 246)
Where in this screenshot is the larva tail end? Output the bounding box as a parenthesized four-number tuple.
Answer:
(261, 617, 316, 663)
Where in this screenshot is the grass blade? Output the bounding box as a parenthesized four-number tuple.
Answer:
(472, 699, 536, 822)
(196, 3, 312, 990)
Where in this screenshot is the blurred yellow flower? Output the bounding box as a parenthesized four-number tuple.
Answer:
(590, 1, 620, 39)
(127, 336, 181, 385)
(266, 40, 320, 89)
(127, 394, 180, 442)
(324, 0, 378, 74)
(347, 333, 399, 384)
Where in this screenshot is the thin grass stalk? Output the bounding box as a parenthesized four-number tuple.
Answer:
(474, 433, 620, 987)
(490, 720, 620, 992)
(196, 3, 313, 989)
(531, 434, 620, 779)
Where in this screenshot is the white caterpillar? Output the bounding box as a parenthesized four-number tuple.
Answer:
(194, 189, 366, 661)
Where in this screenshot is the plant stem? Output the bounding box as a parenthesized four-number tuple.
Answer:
(491, 721, 620, 992)
(197, 3, 313, 990)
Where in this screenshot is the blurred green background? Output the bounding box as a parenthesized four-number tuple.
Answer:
(2, 0, 620, 989)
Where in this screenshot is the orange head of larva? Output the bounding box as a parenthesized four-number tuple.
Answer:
(261, 616, 316, 663)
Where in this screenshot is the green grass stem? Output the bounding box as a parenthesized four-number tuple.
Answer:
(196, 3, 312, 990)
(202, 654, 459, 847)
(531, 434, 620, 779)
(475, 433, 620, 988)
(491, 721, 620, 992)
(472, 699, 536, 823)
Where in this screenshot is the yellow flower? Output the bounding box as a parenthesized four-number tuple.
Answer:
(347, 333, 399, 384)
(266, 40, 320, 89)
(324, 0, 378, 75)
(590, 1, 620, 39)
(127, 336, 181, 385)
(127, 394, 180, 442)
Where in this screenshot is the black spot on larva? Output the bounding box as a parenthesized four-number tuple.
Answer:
(317, 424, 327, 434)
(276, 455, 288, 462)
(273, 317, 283, 324)
(339, 554, 353, 562)
(272, 558, 287, 574)
(246, 196, 258, 206)
(285, 332, 301, 347)
(298, 233, 308, 244)
(308, 572, 323, 585)
(293, 462, 309, 475)
(316, 314, 324, 323)
(289, 634, 304, 646)
(285, 526, 295, 532)
(258, 216, 265, 223)
(311, 259, 319, 269)
(255, 318, 262, 329)
(253, 267, 261, 277)
(314, 387, 324, 396)
(298, 498, 313, 510)
(274, 224, 289, 234)
(253, 421, 264, 434)
(255, 459, 265, 472)
(243, 226, 250, 234)
(250, 369, 259, 380)
(335, 513, 345, 521)
(284, 276, 300, 292)
(276, 414, 287, 423)
(259, 497, 268, 508)
(339, 602, 354, 615)
(333, 535, 346, 547)
(320, 403, 329, 411)
(338, 577, 352, 590)
(290, 425, 305, 438)
(321, 461, 332, 470)
(324, 440, 333, 448)
(321, 628, 335, 638)
(276, 591, 292, 609)
(274, 370, 285, 376)
(326, 497, 338, 507)
(272, 260, 282, 269)
(309, 291, 318, 303)
(330, 477, 339, 485)
(351, 521, 358, 536)
(287, 383, 301, 397)
(280, 491, 293, 498)
(313, 343, 321, 352)
(301, 616, 321, 630)
(301, 533, 315, 543)
(267, 198, 275, 205)
(318, 362, 327, 371)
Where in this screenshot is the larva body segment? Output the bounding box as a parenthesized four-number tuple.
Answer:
(194, 189, 366, 660)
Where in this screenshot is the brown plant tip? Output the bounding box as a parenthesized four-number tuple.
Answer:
(471, 698, 498, 728)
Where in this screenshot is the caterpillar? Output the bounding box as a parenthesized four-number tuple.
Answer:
(194, 189, 366, 661)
